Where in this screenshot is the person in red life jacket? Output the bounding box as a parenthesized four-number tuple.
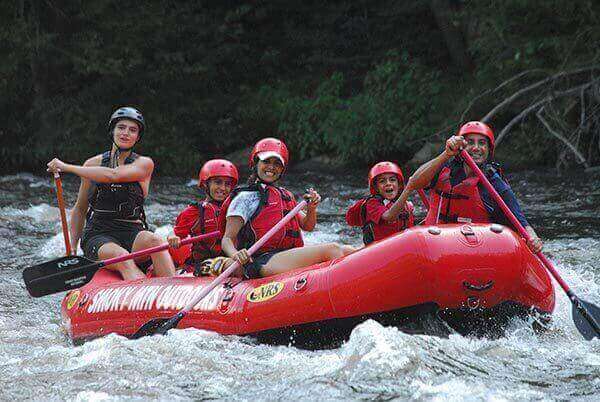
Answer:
(46, 107, 176, 280)
(166, 159, 238, 274)
(346, 161, 415, 245)
(407, 121, 543, 253)
(219, 138, 355, 279)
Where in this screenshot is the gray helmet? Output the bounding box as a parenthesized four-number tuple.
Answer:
(108, 107, 145, 138)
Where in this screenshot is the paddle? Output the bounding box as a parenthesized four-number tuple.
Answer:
(417, 189, 430, 210)
(23, 231, 221, 298)
(131, 200, 308, 339)
(460, 150, 600, 340)
(53, 172, 72, 256)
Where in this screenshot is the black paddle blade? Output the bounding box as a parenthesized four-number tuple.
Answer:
(130, 312, 185, 339)
(22, 255, 98, 297)
(572, 296, 600, 340)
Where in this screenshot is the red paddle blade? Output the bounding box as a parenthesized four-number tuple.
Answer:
(23, 255, 98, 297)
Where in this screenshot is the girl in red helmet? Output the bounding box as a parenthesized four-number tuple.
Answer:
(167, 159, 239, 274)
(219, 138, 355, 279)
(408, 121, 543, 253)
(346, 162, 415, 245)
(46, 107, 176, 280)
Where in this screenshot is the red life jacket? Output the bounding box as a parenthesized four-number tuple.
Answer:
(346, 195, 414, 245)
(425, 166, 491, 225)
(168, 200, 223, 270)
(188, 200, 222, 263)
(219, 184, 304, 254)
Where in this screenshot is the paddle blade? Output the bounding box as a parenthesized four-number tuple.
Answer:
(572, 296, 600, 340)
(23, 255, 98, 297)
(131, 312, 185, 339)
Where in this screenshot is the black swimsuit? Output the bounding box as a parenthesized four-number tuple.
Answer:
(80, 151, 148, 262)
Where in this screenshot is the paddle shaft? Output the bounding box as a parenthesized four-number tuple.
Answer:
(97, 230, 222, 270)
(176, 200, 307, 316)
(460, 150, 572, 293)
(53, 173, 72, 256)
(461, 150, 600, 336)
(32, 231, 222, 284)
(417, 189, 430, 210)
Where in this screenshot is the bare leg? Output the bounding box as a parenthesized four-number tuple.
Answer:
(131, 231, 175, 277)
(260, 242, 355, 277)
(97, 242, 146, 281)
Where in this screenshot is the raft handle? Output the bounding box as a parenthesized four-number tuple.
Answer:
(294, 277, 307, 291)
(428, 227, 441, 235)
(463, 280, 494, 292)
(490, 224, 504, 233)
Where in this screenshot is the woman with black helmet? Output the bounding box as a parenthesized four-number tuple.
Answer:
(46, 107, 175, 280)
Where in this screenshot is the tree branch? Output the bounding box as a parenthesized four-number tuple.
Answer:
(536, 108, 589, 168)
(495, 81, 598, 146)
(482, 66, 600, 123)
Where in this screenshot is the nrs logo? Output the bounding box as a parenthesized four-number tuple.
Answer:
(247, 282, 284, 302)
(58, 258, 80, 269)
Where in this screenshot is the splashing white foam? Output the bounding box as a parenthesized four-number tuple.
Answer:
(0, 204, 63, 222)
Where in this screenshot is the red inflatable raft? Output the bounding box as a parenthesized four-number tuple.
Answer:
(61, 224, 555, 347)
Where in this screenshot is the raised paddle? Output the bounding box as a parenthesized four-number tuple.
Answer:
(417, 189, 430, 210)
(460, 150, 600, 340)
(131, 200, 308, 339)
(53, 172, 72, 256)
(23, 231, 221, 298)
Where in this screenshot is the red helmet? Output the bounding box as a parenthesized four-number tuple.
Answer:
(368, 161, 405, 195)
(198, 159, 239, 188)
(458, 121, 495, 156)
(249, 138, 289, 168)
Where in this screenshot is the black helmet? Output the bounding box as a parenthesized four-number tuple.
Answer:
(108, 107, 145, 138)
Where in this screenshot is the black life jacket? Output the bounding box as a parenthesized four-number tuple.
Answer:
(87, 151, 146, 225)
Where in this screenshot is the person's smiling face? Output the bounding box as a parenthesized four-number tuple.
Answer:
(464, 133, 490, 165)
(256, 157, 284, 183)
(376, 173, 400, 200)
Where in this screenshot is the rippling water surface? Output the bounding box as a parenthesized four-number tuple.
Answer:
(0, 169, 599, 401)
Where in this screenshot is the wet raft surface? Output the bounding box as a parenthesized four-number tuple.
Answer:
(1, 170, 599, 400)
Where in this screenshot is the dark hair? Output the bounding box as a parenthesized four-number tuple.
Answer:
(247, 171, 258, 185)
(247, 157, 259, 184)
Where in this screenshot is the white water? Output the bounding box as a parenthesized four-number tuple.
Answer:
(0, 172, 599, 401)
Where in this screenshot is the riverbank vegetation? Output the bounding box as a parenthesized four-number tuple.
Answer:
(2, 1, 599, 174)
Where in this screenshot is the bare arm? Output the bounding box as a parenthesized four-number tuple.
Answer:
(298, 188, 320, 231)
(380, 184, 414, 222)
(409, 136, 467, 190)
(68, 157, 98, 252)
(47, 156, 154, 183)
(221, 216, 252, 272)
(221, 216, 244, 257)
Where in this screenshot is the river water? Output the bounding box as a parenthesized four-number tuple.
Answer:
(0, 169, 599, 401)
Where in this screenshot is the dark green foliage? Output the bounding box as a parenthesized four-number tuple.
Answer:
(2, 1, 599, 174)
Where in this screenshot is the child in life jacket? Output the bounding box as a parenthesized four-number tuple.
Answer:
(167, 159, 238, 274)
(219, 137, 355, 279)
(346, 161, 415, 245)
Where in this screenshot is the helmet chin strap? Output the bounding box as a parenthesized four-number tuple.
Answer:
(110, 141, 135, 168)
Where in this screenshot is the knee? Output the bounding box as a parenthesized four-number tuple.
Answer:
(326, 242, 346, 259)
(138, 231, 163, 247)
(98, 244, 128, 260)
